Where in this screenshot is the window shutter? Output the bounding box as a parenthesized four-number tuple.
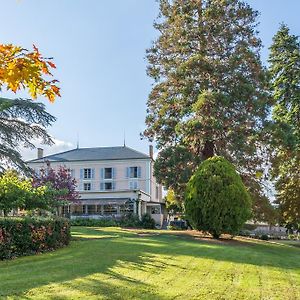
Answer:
(100, 182, 105, 191)
(112, 167, 116, 179)
(80, 169, 83, 179)
(100, 168, 104, 180)
(71, 169, 75, 178)
(126, 167, 130, 178)
(79, 181, 83, 191)
(137, 167, 141, 178)
(91, 168, 95, 179)
(112, 181, 116, 190)
(91, 182, 94, 191)
(129, 181, 133, 190)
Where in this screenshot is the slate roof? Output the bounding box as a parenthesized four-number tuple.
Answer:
(28, 146, 150, 163)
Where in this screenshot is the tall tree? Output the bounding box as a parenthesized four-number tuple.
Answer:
(144, 0, 270, 209)
(268, 24, 300, 228)
(0, 98, 55, 172)
(0, 44, 60, 172)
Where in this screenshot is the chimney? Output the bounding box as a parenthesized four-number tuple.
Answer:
(149, 145, 153, 159)
(37, 148, 44, 159)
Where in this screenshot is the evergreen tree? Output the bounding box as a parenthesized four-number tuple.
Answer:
(144, 0, 271, 211)
(185, 156, 252, 238)
(0, 98, 55, 172)
(268, 24, 300, 228)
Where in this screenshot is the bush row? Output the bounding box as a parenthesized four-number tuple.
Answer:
(0, 217, 71, 260)
(70, 213, 156, 229)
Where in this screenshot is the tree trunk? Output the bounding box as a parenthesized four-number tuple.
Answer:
(202, 140, 215, 160)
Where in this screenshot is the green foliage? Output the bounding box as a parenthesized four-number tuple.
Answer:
(165, 189, 183, 214)
(0, 170, 52, 216)
(70, 214, 156, 229)
(0, 98, 56, 172)
(119, 213, 141, 228)
(185, 156, 252, 238)
(140, 213, 156, 229)
(0, 217, 70, 260)
(154, 146, 198, 202)
(268, 24, 300, 227)
(144, 0, 272, 221)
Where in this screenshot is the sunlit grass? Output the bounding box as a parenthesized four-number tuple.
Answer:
(0, 226, 299, 299)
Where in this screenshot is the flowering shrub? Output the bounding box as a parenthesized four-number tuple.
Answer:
(0, 217, 70, 260)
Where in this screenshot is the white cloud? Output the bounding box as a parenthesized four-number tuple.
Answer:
(20, 138, 74, 161)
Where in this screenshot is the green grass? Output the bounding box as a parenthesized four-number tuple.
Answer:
(0, 227, 299, 299)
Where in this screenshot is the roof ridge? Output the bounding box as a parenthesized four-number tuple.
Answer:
(27, 148, 78, 162)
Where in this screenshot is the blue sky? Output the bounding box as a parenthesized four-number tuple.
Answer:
(1, 0, 300, 159)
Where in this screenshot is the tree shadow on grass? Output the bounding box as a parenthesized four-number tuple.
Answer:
(0, 227, 299, 299)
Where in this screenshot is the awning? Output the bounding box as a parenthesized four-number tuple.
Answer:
(72, 198, 133, 205)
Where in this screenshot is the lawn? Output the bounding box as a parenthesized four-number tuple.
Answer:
(0, 227, 299, 300)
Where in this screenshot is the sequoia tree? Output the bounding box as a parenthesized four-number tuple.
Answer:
(268, 25, 300, 228)
(0, 44, 60, 172)
(144, 0, 270, 210)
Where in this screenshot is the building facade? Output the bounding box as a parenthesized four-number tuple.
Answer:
(27, 146, 165, 226)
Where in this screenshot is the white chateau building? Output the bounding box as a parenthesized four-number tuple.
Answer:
(27, 145, 165, 226)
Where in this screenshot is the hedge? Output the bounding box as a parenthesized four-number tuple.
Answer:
(70, 213, 156, 229)
(0, 217, 71, 260)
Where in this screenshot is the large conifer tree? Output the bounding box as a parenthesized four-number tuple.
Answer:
(144, 0, 271, 211)
(268, 24, 300, 228)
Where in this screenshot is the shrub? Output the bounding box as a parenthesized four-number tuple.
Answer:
(119, 213, 141, 228)
(140, 213, 156, 229)
(185, 156, 252, 238)
(70, 218, 117, 227)
(70, 213, 157, 229)
(260, 234, 269, 241)
(0, 217, 70, 260)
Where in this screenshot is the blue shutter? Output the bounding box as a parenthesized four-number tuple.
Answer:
(129, 181, 133, 190)
(91, 182, 94, 191)
(80, 169, 84, 179)
(100, 182, 105, 191)
(126, 167, 130, 178)
(112, 167, 116, 179)
(137, 167, 141, 178)
(100, 168, 104, 180)
(112, 181, 116, 190)
(79, 181, 83, 191)
(91, 168, 95, 179)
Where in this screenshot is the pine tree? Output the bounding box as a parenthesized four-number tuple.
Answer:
(268, 24, 300, 228)
(144, 0, 271, 210)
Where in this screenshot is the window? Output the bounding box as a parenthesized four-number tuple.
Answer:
(87, 205, 96, 214)
(129, 167, 138, 178)
(84, 183, 91, 191)
(100, 181, 115, 191)
(104, 168, 113, 179)
(120, 203, 134, 214)
(72, 205, 84, 215)
(84, 168, 91, 179)
(150, 206, 161, 214)
(103, 204, 118, 215)
(105, 182, 112, 190)
(129, 181, 138, 190)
